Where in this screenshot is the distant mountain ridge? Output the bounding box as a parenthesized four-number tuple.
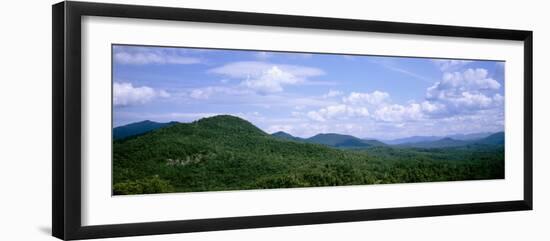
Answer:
(384, 132, 494, 145)
(397, 132, 504, 148)
(308, 133, 363, 146)
(475, 132, 504, 145)
(113, 120, 177, 140)
(114, 119, 502, 149)
(383, 136, 441, 145)
(448, 132, 494, 141)
(397, 137, 469, 148)
(270, 132, 385, 149)
(272, 131, 304, 142)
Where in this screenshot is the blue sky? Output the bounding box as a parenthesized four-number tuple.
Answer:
(112, 45, 505, 140)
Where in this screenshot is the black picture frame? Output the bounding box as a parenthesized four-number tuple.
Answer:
(52, 1, 533, 240)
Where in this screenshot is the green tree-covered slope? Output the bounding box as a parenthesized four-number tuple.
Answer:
(113, 115, 504, 195)
(113, 120, 177, 140)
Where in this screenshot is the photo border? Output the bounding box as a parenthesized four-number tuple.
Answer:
(53, 1, 533, 240)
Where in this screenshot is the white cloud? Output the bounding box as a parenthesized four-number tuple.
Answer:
(373, 103, 423, 122)
(307, 111, 327, 122)
(427, 68, 501, 100)
(304, 89, 430, 124)
(343, 91, 390, 105)
(493, 93, 504, 103)
(351, 107, 370, 117)
(420, 101, 446, 114)
(114, 46, 201, 65)
(322, 90, 343, 98)
(425, 68, 502, 112)
(445, 92, 504, 110)
(451, 92, 493, 108)
(298, 74, 502, 131)
(209, 61, 325, 94)
(190, 89, 210, 100)
(241, 66, 300, 93)
(210, 61, 323, 79)
(432, 59, 472, 71)
(293, 123, 331, 137)
(188, 86, 251, 100)
(113, 82, 170, 107)
(307, 104, 369, 122)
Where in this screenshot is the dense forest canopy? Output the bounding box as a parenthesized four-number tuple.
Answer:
(113, 115, 504, 195)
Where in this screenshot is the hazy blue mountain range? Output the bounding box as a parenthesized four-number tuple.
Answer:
(446, 132, 494, 141)
(269, 131, 502, 149)
(474, 132, 505, 145)
(271, 132, 386, 149)
(113, 120, 503, 149)
(382, 136, 441, 145)
(398, 137, 468, 148)
(383, 132, 494, 145)
(396, 132, 504, 148)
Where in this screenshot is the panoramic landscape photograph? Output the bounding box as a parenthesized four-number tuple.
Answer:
(112, 44, 505, 195)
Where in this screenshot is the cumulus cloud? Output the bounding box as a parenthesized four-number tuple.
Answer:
(306, 90, 397, 122)
(368, 68, 504, 121)
(369, 100, 445, 122)
(420, 101, 446, 114)
(451, 92, 493, 108)
(307, 104, 369, 122)
(113, 82, 170, 107)
(425, 68, 502, 113)
(209, 61, 325, 94)
(241, 66, 300, 93)
(323, 90, 343, 98)
(188, 86, 251, 100)
(443, 92, 504, 110)
(302, 76, 502, 125)
(343, 91, 390, 105)
(373, 103, 423, 122)
(432, 59, 472, 72)
(113, 46, 201, 65)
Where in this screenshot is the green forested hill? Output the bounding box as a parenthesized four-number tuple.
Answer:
(271, 132, 386, 148)
(271, 131, 305, 142)
(113, 115, 505, 195)
(113, 120, 177, 140)
(307, 133, 363, 146)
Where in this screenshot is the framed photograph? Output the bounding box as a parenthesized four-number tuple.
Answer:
(52, 1, 533, 240)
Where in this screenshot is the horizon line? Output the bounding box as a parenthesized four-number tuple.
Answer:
(113, 115, 504, 141)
